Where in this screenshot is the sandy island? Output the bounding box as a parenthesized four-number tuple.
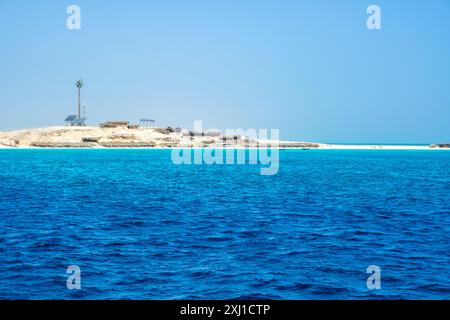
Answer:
(0, 126, 448, 150)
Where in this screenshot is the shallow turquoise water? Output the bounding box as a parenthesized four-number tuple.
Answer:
(1, 149, 449, 299)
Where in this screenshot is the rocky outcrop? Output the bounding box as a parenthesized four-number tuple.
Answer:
(30, 142, 96, 148)
(82, 137, 100, 143)
(98, 142, 156, 148)
(0, 126, 322, 149)
(431, 144, 450, 148)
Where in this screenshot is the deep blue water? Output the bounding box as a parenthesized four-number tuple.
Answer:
(1, 149, 450, 299)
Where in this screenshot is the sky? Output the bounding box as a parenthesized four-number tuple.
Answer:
(0, 0, 449, 143)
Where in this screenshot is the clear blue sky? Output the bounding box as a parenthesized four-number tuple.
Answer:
(1, 0, 449, 143)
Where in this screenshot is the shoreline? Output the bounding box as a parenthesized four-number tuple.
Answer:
(1, 145, 449, 151)
(0, 126, 448, 150)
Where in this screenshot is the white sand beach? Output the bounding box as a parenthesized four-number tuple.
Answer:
(317, 144, 442, 150)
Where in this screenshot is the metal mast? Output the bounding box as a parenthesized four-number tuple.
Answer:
(75, 79, 83, 118)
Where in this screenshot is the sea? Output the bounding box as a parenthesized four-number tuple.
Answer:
(1, 149, 449, 299)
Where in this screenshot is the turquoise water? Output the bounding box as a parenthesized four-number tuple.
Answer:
(1, 149, 450, 299)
